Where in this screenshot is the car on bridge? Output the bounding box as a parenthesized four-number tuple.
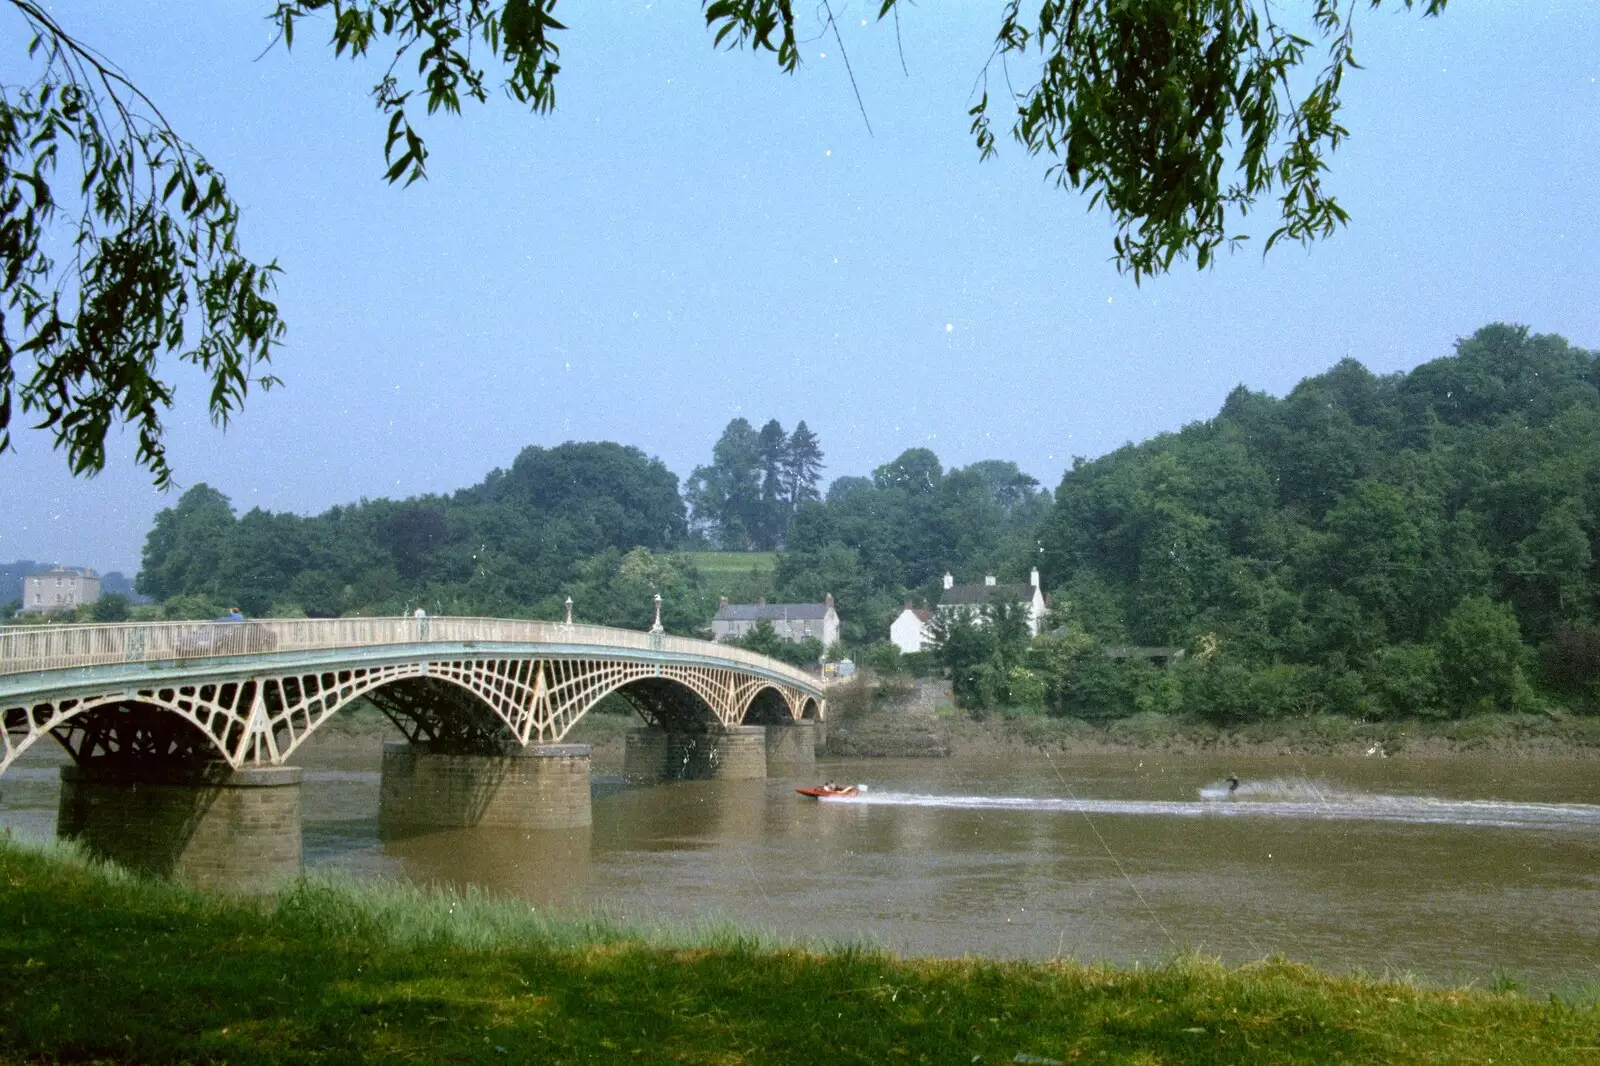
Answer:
(173, 618, 280, 657)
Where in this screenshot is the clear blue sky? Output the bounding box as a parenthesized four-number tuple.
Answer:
(4, 1, 1597, 574)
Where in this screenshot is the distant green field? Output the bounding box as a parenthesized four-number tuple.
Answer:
(682, 551, 778, 576)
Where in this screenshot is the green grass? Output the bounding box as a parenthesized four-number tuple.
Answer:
(682, 551, 779, 577)
(2, 842, 1598, 1063)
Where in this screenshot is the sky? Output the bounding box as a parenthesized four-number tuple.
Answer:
(3, 1, 1598, 574)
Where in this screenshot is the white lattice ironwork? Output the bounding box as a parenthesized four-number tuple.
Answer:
(2, 650, 826, 776)
(0, 616, 819, 688)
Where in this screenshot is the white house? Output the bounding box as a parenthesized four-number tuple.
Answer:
(936, 568, 1048, 636)
(20, 566, 101, 615)
(889, 603, 935, 654)
(712, 594, 840, 648)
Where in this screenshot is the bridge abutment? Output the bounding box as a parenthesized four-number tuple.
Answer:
(622, 725, 767, 782)
(57, 764, 302, 894)
(762, 720, 816, 777)
(378, 741, 592, 833)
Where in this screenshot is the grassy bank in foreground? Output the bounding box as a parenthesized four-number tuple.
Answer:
(1, 843, 1596, 1065)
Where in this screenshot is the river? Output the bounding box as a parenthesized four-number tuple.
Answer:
(4, 741, 1598, 992)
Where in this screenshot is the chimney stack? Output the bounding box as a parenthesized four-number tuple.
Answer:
(824, 593, 835, 611)
(719, 596, 729, 608)
(942, 572, 954, 590)
(1030, 567, 1041, 590)
(984, 575, 996, 587)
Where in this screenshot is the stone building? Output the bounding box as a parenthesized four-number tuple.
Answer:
(936, 567, 1048, 637)
(21, 566, 101, 615)
(712, 594, 839, 648)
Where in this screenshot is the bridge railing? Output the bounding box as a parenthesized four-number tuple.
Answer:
(0, 616, 820, 691)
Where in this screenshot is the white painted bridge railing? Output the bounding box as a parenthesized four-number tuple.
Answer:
(0, 617, 821, 691)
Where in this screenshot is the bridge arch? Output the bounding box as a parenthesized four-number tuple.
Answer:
(741, 685, 795, 726)
(3, 683, 249, 773)
(606, 676, 723, 733)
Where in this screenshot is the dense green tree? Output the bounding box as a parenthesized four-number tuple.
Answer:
(686, 418, 763, 549)
(754, 419, 790, 550)
(926, 602, 1032, 711)
(137, 485, 238, 602)
(90, 593, 130, 622)
(873, 449, 943, 496)
(1040, 324, 1597, 718)
(1436, 596, 1534, 715)
(136, 441, 685, 619)
(559, 548, 714, 636)
(687, 417, 828, 549)
(784, 421, 825, 511)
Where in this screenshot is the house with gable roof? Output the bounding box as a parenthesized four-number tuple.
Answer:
(936, 567, 1048, 637)
(711, 594, 840, 648)
(888, 602, 935, 654)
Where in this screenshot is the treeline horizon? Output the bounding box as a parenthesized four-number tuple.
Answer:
(9, 323, 1598, 720)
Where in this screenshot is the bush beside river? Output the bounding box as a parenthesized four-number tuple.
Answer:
(0, 840, 1595, 1065)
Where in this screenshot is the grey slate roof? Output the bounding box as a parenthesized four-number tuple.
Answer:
(714, 602, 830, 622)
(939, 583, 1036, 607)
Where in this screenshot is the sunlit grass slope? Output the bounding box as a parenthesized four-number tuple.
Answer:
(683, 551, 779, 577)
(0, 841, 1594, 1065)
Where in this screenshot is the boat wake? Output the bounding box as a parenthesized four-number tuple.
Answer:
(830, 779, 1600, 832)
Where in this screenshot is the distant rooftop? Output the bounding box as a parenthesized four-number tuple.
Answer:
(939, 583, 1034, 607)
(714, 602, 831, 622)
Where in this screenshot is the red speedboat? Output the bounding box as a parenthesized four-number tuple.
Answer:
(796, 784, 859, 798)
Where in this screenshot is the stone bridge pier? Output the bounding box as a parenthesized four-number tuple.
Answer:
(369, 679, 592, 835)
(622, 725, 768, 782)
(58, 763, 304, 895)
(620, 680, 818, 782)
(47, 704, 304, 894)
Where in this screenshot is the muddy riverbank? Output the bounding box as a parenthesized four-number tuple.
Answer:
(299, 695, 1600, 767)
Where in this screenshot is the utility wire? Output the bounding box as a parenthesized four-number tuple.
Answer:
(821, 0, 873, 136)
(1041, 747, 1178, 952)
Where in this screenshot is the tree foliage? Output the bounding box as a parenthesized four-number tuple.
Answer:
(115, 322, 1600, 723)
(726, 0, 1449, 277)
(686, 417, 825, 550)
(1, 1, 283, 485)
(138, 442, 686, 621)
(5, 0, 1458, 483)
(268, 0, 1449, 274)
(1039, 324, 1599, 719)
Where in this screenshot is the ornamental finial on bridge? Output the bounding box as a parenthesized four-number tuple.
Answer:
(564, 596, 573, 625)
(650, 593, 663, 634)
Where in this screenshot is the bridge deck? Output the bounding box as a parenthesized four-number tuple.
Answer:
(2, 618, 826, 775)
(0, 617, 820, 694)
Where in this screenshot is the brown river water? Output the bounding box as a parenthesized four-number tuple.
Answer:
(4, 742, 1599, 992)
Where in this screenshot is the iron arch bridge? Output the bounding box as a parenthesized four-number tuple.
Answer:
(0, 618, 826, 776)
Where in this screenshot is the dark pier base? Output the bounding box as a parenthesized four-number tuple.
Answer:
(57, 764, 303, 894)
(378, 741, 593, 834)
(622, 725, 768, 782)
(763, 720, 817, 778)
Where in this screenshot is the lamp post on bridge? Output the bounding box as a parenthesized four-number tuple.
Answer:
(564, 597, 573, 625)
(650, 593, 663, 634)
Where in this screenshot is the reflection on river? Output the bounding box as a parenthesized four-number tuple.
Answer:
(5, 744, 1600, 991)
